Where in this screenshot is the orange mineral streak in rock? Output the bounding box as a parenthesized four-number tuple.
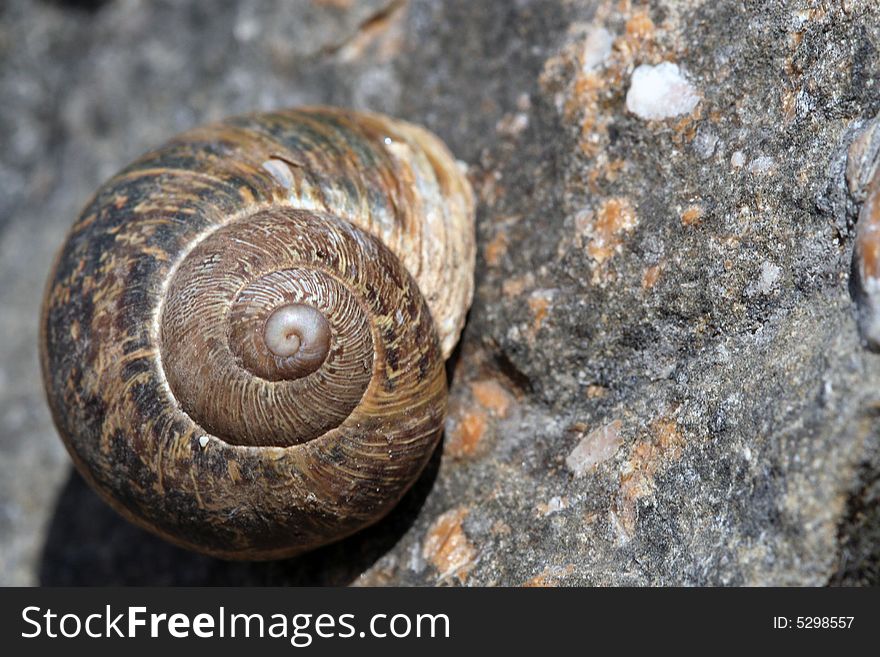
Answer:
(587, 198, 637, 264)
(617, 418, 685, 536)
(671, 107, 702, 146)
(447, 407, 488, 459)
(470, 379, 514, 418)
(522, 564, 576, 587)
(642, 263, 661, 289)
(502, 273, 533, 298)
(422, 507, 477, 583)
(484, 231, 509, 267)
(615, 7, 657, 63)
(586, 384, 609, 398)
(680, 204, 704, 226)
(625, 11, 655, 41)
(528, 290, 552, 342)
(585, 158, 628, 193)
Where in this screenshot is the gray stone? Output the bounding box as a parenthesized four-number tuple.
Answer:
(2, 0, 879, 585)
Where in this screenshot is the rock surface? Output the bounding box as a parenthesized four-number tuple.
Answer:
(1, 0, 879, 585)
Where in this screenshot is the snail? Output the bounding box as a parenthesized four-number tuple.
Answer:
(40, 107, 475, 559)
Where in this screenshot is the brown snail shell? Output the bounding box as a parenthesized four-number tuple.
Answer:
(849, 114, 880, 349)
(40, 107, 475, 559)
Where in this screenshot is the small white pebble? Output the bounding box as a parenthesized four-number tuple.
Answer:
(544, 496, 566, 515)
(756, 261, 782, 295)
(625, 62, 700, 120)
(748, 155, 775, 174)
(565, 421, 624, 477)
(730, 150, 746, 168)
(383, 136, 393, 145)
(582, 27, 613, 73)
(198, 436, 210, 448)
(693, 127, 719, 159)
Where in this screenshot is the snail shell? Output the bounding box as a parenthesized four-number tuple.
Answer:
(40, 107, 475, 559)
(849, 114, 880, 349)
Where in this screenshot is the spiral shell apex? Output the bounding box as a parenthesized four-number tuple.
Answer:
(40, 108, 475, 559)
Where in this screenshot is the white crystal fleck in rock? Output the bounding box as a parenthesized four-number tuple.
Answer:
(626, 62, 700, 120)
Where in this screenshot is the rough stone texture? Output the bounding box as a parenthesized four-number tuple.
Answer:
(1, 0, 879, 585)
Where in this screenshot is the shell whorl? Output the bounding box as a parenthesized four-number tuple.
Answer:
(159, 209, 385, 448)
(849, 114, 880, 349)
(40, 108, 474, 559)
